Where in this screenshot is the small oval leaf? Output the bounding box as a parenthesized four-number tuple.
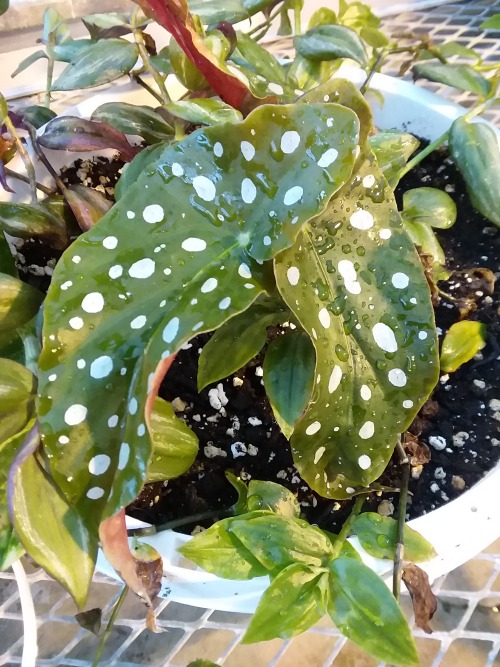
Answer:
(295, 25, 368, 66)
(165, 98, 243, 126)
(0, 201, 70, 249)
(440, 320, 487, 373)
(91, 102, 174, 144)
(402, 187, 457, 230)
(413, 62, 492, 98)
(369, 131, 420, 188)
(0, 273, 43, 332)
(247, 479, 300, 517)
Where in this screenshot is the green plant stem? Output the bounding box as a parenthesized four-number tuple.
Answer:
(4, 167, 55, 196)
(247, 2, 284, 38)
(396, 128, 449, 181)
(293, 1, 301, 35)
(393, 439, 409, 602)
(91, 586, 128, 667)
(45, 33, 55, 109)
(3, 116, 37, 203)
(131, 7, 171, 105)
(360, 51, 384, 95)
(132, 73, 164, 104)
(128, 508, 233, 537)
(24, 123, 67, 194)
(332, 495, 365, 557)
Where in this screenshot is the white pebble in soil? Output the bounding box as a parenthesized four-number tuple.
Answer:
(430, 482, 440, 493)
(429, 435, 447, 451)
(452, 431, 470, 448)
(204, 443, 227, 458)
(231, 442, 247, 458)
(248, 417, 262, 426)
(171, 397, 187, 413)
(208, 383, 228, 411)
(434, 467, 446, 480)
(474, 379, 486, 389)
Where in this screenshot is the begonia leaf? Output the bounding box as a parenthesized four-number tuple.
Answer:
(274, 147, 439, 498)
(37, 103, 359, 530)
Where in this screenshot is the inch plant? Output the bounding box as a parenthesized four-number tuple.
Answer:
(0, 1, 498, 665)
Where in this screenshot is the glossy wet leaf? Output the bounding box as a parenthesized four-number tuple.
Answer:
(402, 187, 457, 230)
(263, 331, 315, 438)
(274, 149, 439, 498)
(39, 116, 138, 161)
(0, 273, 43, 333)
(295, 25, 368, 66)
(413, 62, 492, 98)
(247, 479, 300, 517)
(197, 296, 288, 391)
(19, 105, 57, 130)
(166, 99, 242, 126)
(146, 397, 198, 482)
(178, 511, 271, 579)
(38, 102, 359, 525)
(91, 102, 174, 144)
(480, 14, 500, 30)
(328, 557, 418, 666)
(449, 117, 500, 227)
(0, 201, 70, 249)
(403, 219, 446, 278)
(52, 40, 139, 91)
(352, 512, 436, 562)
(230, 514, 333, 571)
(65, 185, 113, 232)
(440, 320, 487, 373)
(233, 31, 287, 85)
(10, 426, 97, 607)
(115, 142, 170, 201)
(11, 51, 48, 79)
(242, 564, 326, 643)
(369, 131, 420, 188)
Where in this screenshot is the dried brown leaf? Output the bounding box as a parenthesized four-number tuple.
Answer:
(402, 563, 437, 634)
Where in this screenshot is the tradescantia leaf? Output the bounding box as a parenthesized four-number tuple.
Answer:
(178, 510, 271, 579)
(10, 425, 97, 607)
(165, 99, 242, 126)
(369, 131, 420, 188)
(352, 512, 436, 562)
(197, 295, 289, 391)
(186, 0, 273, 24)
(38, 103, 359, 528)
(242, 564, 326, 643)
(328, 557, 418, 666)
(295, 25, 368, 66)
(263, 331, 315, 438)
(52, 40, 139, 91)
(146, 396, 198, 482)
(0, 201, 70, 249)
(91, 103, 174, 144)
(18, 105, 57, 130)
(64, 185, 113, 232)
(11, 51, 48, 79)
(246, 479, 300, 517)
(48, 40, 94, 64)
(402, 187, 457, 230)
(413, 62, 492, 98)
(440, 320, 487, 373)
(449, 117, 500, 227)
(274, 148, 439, 498)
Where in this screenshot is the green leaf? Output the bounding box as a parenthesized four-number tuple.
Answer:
(115, 141, 170, 201)
(352, 512, 437, 562)
(42, 7, 71, 45)
(64, 185, 113, 232)
(449, 117, 500, 227)
(0, 273, 43, 333)
(263, 331, 315, 438)
(150, 46, 173, 75)
(186, 661, 219, 667)
(328, 557, 418, 666)
(38, 103, 359, 525)
(242, 564, 326, 643)
(233, 31, 287, 85)
(226, 471, 248, 514)
(369, 131, 420, 188)
(413, 62, 492, 98)
(82, 12, 131, 40)
(19, 105, 57, 130)
(197, 296, 288, 391)
(288, 57, 340, 92)
(91, 103, 174, 144)
(165, 98, 242, 126)
(11, 51, 48, 79)
(338, 0, 381, 31)
(403, 219, 446, 275)
(146, 397, 198, 482)
(48, 40, 95, 64)
(436, 42, 480, 62)
(295, 25, 368, 66)
(0, 0, 9, 17)
(360, 27, 389, 48)
(247, 479, 300, 517)
(11, 434, 98, 607)
(308, 7, 337, 28)
(0, 202, 70, 249)
(480, 14, 500, 31)
(52, 40, 139, 91)
(186, 0, 272, 24)
(0, 358, 35, 413)
(274, 150, 439, 498)
(440, 320, 487, 373)
(229, 514, 333, 571)
(402, 187, 457, 230)
(0, 231, 17, 277)
(178, 511, 271, 579)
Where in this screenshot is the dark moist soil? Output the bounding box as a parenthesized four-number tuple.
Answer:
(128, 145, 500, 535)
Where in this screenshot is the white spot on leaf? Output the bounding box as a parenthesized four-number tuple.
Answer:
(359, 421, 375, 439)
(281, 130, 300, 154)
(108, 415, 118, 428)
(128, 398, 138, 415)
(118, 443, 130, 470)
(129, 258, 155, 279)
(87, 487, 105, 500)
(358, 454, 371, 469)
(372, 322, 398, 353)
(287, 266, 300, 285)
(392, 272, 410, 289)
(131, 315, 147, 329)
(143, 204, 164, 224)
(238, 263, 251, 279)
(81, 292, 104, 314)
(219, 297, 231, 310)
(88, 454, 111, 475)
(69, 317, 84, 330)
(109, 265, 123, 279)
(360, 384, 371, 400)
(318, 308, 330, 329)
(306, 421, 321, 435)
(240, 141, 255, 161)
(362, 174, 375, 188)
(90, 355, 113, 379)
(350, 209, 374, 230)
(193, 176, 216, 202)
(201, 277, 218, 293)
(284, 186, 303, 206)
(182, 237, 206, 252)
(213, 142, 223, 158)
(163, 317, 180, 343)
(338, 260, 361, 295)
(329, 366, 342, 394)
(403, 400, 414, 408)
(314, 446, 326, 464)
(102, 236, 118, 250)
(64, 404, 87, 426)
(317, 148, 338, 168)
(241, 178, 257, 204)
(388, 368, 407, 387)
(172, 162, 184, 176)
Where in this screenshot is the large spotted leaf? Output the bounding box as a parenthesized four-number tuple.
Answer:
(274, 150, 439, 498)
(38, 103, 359, 526)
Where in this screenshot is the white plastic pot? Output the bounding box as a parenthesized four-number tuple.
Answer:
(3, 70, 500, 614)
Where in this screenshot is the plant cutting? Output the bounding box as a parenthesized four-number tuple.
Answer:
(0, 1, 499, 665)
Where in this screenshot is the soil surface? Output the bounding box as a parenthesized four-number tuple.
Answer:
(127, 146, 500, 534)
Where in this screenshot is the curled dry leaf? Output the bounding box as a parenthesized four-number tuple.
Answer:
(402, 563, 437, 634)
(403, 433, 430, 467)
